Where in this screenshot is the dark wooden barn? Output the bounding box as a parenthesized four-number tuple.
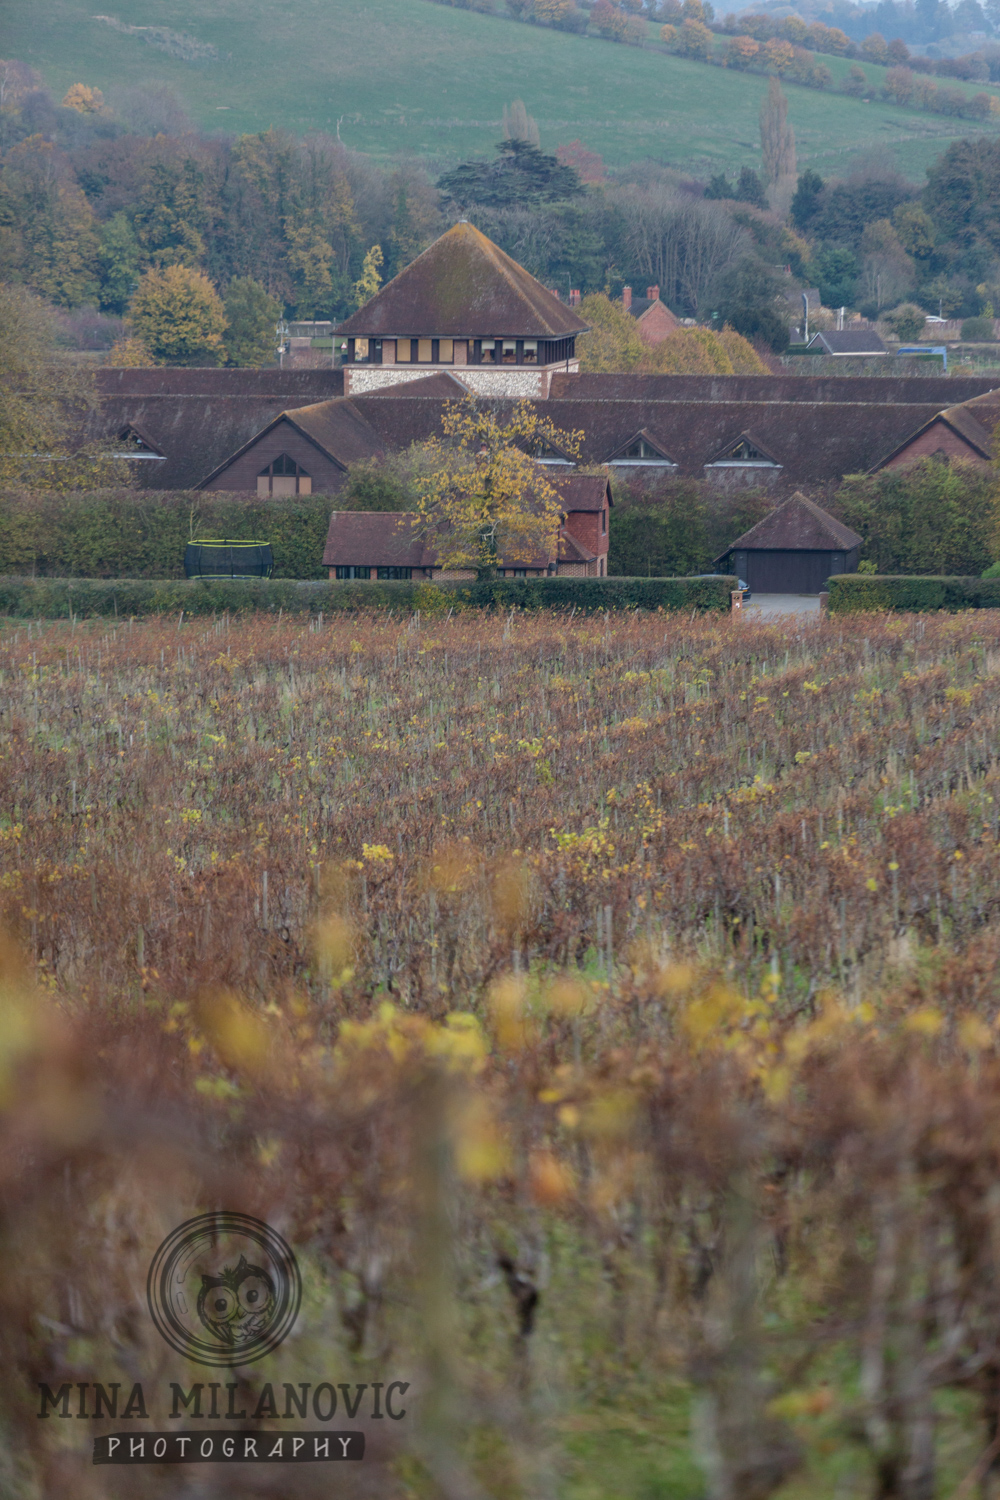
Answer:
(714, 492, 863, 595)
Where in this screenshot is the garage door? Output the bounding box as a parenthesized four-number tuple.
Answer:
(745, 551, 836, 594)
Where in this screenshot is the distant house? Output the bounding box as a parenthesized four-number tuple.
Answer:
(622, 285, 681, 346)
(715, 492, 862, 594)
(806, 329, 887, 357)
(870, 390, 1000, 471)
(322, 473, 612, 581)
(334, 221, 588, 398)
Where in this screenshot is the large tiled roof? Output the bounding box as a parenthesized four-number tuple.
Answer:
(550, 472, 612, 513)
(334, 222, 589, 340)
(89, 368, 345, 489)
(547, 372, 1000, 404)
(718, 493, 863, 557)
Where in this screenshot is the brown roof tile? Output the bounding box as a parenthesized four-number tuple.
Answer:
(334, 222, 589, 340)
(322, 512, 433, 569)
(718, 493, 862, 557)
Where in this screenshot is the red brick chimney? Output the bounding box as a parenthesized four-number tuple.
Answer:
(550, 288, 561, 301)
(646, 285, 659, 301)
(622, 285, 632, 311)
(569, 288, 581, 307)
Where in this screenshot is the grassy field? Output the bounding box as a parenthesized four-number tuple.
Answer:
(4, 607, 1000, 1497)
(10, 0, 1000, 179)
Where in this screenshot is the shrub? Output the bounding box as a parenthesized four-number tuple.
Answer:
(827, 574, 1000, 612)
(961, 315, 996, 341)
(883, 302, 926, 340)
(833, 459, 995, 576)
(0, 574, 737, 618)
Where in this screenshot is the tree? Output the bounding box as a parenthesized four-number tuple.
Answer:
(762, 38, 795, 72)
(438, 140, 584, 210)
(892, 201, 934, 260)
(591, 0, 630, 39)
(61, 84, 105, 113)
(677, 19, 715, 58)
(862, 31, 889, 63)
(106, 335, 154, 367)
(223, 277, 280, 367)
(883, 302, 926, 338)
(843, 65, 869, 97)
(813, 244, 859, 308)
(919, 274, 963, 317)
(533, 0, 574, 21)
(858, 218, 913, 312)
(725, 36, 760, 68)
(97, 212, 141, 315)
(0, 284, 129, 489)
(413, 397, 582, 575)
(132, 156, 207, 269)
(555, 141, 605, 185)
(0, 136, 100, 307)
(576, 293, 646, 371)
(759, 76, 796, 192)
(709, 256, 790, 350)
(790, 169, 824, 230)
(128, 265, 228, 365)
(735, 166, 767, 209)
(502, 99, 541, 147)
(351, 245, 384, 310)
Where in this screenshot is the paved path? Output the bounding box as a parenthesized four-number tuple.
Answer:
(741, 594, 822, 618)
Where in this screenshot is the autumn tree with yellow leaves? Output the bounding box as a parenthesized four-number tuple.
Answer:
(413, 397, 582, 576)
(127, 264, 227, 366)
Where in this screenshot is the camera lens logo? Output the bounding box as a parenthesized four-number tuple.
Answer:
(147, 1213, 301, 1366)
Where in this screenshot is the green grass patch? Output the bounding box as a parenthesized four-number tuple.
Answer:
(10, 0, 1000, 178)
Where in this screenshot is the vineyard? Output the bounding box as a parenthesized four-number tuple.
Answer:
(4, 607, 1000, 1498)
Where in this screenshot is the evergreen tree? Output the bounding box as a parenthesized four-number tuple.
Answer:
(223, 276, 280, 367)
(133, 157, 207, 267)
(438, 140, 584, 210)
(98, 212, 141, 314)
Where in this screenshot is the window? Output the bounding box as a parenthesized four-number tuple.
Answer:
(609, 435, 676, 466)
(376, 566, 412, 580)
(601, 507, 607, 534)
(354, 338, 369, 362)
(708, 437, 779, 467)
(397, 339, 412, 363)
(512, 568, 527, 577)
(258, 453, 311, 496)
(523, 341, 538, 365)
(480, 340, 496, 364)
(502, 341, 517, 364)
(335, 565, 372, 580)
(438, 338, 454, 363)
(417, 338, 433, 362)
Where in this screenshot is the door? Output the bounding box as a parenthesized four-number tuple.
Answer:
(745, 552, 834, 594)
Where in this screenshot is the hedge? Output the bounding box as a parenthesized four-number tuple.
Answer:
(827, 575, 1000, 613)
(0, 574, 737, 619)
(0, 491, 332, 580)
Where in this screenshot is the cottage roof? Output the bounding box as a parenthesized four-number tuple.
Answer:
(334, 222, 589, 340)
(322, 512, 432, 569)
(717, 493, 862, 559)
(807, 330, 887, 356)
(550, 472, 613, 513)
(868, 390, 1000, 470)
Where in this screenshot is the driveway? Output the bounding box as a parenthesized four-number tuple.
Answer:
(740, 594, 822, 618)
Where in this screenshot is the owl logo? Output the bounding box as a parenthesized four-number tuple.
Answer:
(147, 1212, 302, 1366)
(197, 1255, 277, 1346)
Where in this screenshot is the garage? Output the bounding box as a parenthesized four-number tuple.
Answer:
(715, 492, 862, 595)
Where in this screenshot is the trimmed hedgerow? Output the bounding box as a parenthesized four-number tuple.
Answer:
(0, 574, 737, 619)
(0, 491, 332, 580)
(827, 575, 1000, 613)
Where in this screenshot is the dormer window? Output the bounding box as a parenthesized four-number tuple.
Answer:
(112, 426, 165, 461)
(707, 436, 780, 468)
(608, 433, 676, 467)
(258, 453, 312, 496)
(519, 437, 573, 466)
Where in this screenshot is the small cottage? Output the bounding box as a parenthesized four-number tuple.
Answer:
(322, 472, 612, 581)
(622, 285, 681, 346)
(714, 492, 862, 594)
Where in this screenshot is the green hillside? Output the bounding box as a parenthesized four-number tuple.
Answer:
(10, 0, 1000, 179)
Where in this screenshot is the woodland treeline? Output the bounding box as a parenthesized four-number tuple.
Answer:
(6, 51, 1000, 351)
